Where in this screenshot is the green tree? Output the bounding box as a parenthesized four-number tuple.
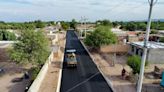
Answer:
(0, 30, 16, 40)
(96, 20, 112, 27)
(160, 37, 164, 43)
(137, 22, 146, 31)
(127, 55, 148, 74)
(150, 29, 158, 34)
(112, 21, 119, 28)
(84, 26, 117, 48)
(127, 55, 141, 74)
(126, 22, 137, 31)
(0, 31, 3, 40)
(9, 30, 50, 65)
(70, 19, 77, 29)
(34, 20, 45, 28)
(61, 21, 70, 30)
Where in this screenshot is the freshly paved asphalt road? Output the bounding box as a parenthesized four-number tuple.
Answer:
(60, 30, 113, 92)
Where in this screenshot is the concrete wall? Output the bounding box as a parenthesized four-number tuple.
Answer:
(100, 44, 129, 53)
(142, 85, 164, 92)
(128, 36, 139, 42)
(128, 44, 164, 64)
(148, 49, 164, 64)
(0, 41, 16, 48)
(28, 52, 53, 92)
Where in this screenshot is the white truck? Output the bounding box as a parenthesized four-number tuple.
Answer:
(66, 49, 77, 67)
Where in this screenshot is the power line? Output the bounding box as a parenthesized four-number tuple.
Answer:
(106, 0, 127, 12)
(106, 0, 163, 18)
(107, 2, 147, 20)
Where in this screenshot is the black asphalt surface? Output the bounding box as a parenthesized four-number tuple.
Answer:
(60, 30, 113, 92)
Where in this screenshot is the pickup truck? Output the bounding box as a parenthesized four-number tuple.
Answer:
(66, 49, 77, 68)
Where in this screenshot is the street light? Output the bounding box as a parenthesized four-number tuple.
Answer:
(137, 0, 158, 92)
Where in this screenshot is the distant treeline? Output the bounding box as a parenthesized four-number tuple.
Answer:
(114, 21, 164, 31)
(96, 20, 164, 31)
(0, 20, 55, 30)
(0, 19, 164, 31)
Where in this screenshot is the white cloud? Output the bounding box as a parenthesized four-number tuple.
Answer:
(0, 0, 163, 22)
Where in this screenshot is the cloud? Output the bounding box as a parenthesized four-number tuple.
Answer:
(0, 0, 163, 22)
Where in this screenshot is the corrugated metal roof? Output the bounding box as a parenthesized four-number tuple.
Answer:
(131, 41, 164, 49)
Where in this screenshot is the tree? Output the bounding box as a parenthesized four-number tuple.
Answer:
(112, 21, 119, 28)
(160, 37, 164, 43)
(137, 22, 146, 31)
(84, 26, 117, 48)
(126, 22, 137, 31)
(127, 55, 141, 74)
(127, 55, 148, 74)
(96, 20, 112, 27)
(47, 21, 55, 26)
(70, 19, 77, 29)
(34, 20, 45, 28)
(9, 30, 50, 65)
(61, 21, 70, 30)
(0, 30, 16, 40)
(150, 29, 158, 34)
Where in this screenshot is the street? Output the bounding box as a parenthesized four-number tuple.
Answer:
(60, 30, 113, 92)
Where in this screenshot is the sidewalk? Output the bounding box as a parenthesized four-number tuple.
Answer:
(90, 53, 136, 92)
(38, 32, 66, 92)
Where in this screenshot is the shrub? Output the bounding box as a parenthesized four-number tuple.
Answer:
(127, 55, 148, 74)
(31, 67, 40, 81)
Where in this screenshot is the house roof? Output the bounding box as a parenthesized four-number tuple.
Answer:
(111, 28, 127, 36)
(126, 31, 137, 36)
(130, 41, 164, 49)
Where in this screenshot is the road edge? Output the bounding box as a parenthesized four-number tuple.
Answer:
(56, 31, 66, 92)
(75, 31, 115, 92)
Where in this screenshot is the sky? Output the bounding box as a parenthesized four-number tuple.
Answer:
(0, 0, 164, 22)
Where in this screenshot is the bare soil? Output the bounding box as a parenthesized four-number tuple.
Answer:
(0, 49, 31, 92)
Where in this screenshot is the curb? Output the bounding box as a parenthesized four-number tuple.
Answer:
(56, 32, 66, 92)
(75, 32, 115, 92)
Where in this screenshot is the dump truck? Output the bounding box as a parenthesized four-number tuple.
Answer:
(66, 49, 77, 67)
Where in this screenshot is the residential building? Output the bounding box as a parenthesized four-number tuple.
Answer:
(128, 41, 164, 64)
(76, 23, 96, 38)
(111, 28, 127, 44)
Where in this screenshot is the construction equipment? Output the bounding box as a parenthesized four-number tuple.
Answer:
(66, 49, 77, 68)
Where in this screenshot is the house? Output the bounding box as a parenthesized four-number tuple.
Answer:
(76, 23, 96, 38)
(47, 33, 58, 46)
(111, 28, 127, 44)
(76, 23, 95, 31)
(44, 26, 60, 34)
(111, 29, 142, 44)
(158, 30, 164, 35)
(128, 41, 164, 64)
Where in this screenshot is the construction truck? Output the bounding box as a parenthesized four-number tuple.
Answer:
(66, 49, 77, 68)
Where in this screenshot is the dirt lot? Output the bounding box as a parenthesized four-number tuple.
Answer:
(88, 49, 164, 92)
(0, 49, 31, 92)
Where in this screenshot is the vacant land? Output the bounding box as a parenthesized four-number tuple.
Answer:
(85, 46, 164, 92)
(0, 48, 31, 92)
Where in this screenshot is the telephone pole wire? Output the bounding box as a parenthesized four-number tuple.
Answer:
(137, 0, 158, 92)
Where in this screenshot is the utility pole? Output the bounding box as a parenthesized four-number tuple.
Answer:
(137, 0, 157, 92)
(81, 16, 87, 38)
(80, 17, 83, 38)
